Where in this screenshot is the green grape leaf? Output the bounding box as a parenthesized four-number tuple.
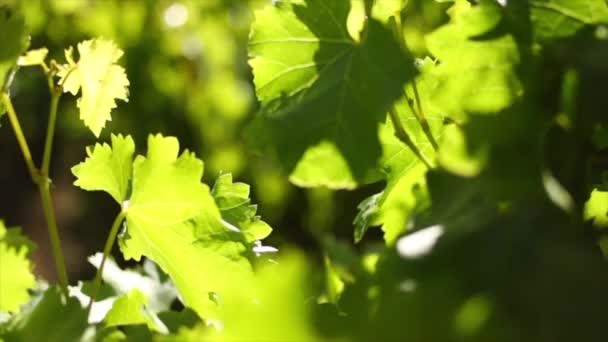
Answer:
(0, 287, 87, 342)
(249, 0, 415, 189)
(585, 189, 608, 228)
(72, 135, 272, 319)
(355, 58, 446, 244)
(211, 173, 272, 242)
(0, 2, 28, 92)
(0, 220, 36, 256)
(531, 0, 608, 40)
(57, 38, 130, 137)
(110, 135, 257, 319)
(17, 48, 48, 67)
(0, 221, 36, 313)
(72, 134, 135, 204)
(203, 252, 320, 341)
(104, 289, 167, 333)
(372, 0, 408, 22)
(425, 1, 522, 119)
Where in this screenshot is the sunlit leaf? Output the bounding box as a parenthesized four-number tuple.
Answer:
(17, 48, 48, 67)
(72, 134, 135, 204)
(57, 38, 129, 137)
(211, 173, 272, 242)
(425, 1, 521, 119)
(0, 220, 36, 313)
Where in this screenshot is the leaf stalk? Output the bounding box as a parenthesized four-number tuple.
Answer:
(87, 210, 127, 313)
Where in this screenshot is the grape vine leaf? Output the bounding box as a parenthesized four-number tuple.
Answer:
(0, 220, 36, 313)
(211, 173, 272, 242)
(0, 220, 36, 255)
(104, 289, 167, 333)
(425, 0, 522, 119)
(585, 189, 608, 227)
(120, 135, 254, 319)
(530, 0, 608, 40)
(57, 38, 130, 137)
(73, 134, 263, 319)
(0, 287, 87, 342)
(249, 0, 415, 189)
(72, 134, 134, 204)
(171, 252, 319, 341)
(17, 48, 48, 67)
(355, 59, 446, 244)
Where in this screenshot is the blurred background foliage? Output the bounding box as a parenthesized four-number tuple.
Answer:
(2, 0, 608, 341)
(0, 0, 447, 282)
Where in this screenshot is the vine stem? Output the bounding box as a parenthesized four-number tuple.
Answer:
(38, 179, 69, 294)
(87, 211, 127, 313)
(389, 106, 434, 169)
(411, 82, 439, 151)
(1, 93, 37, 180)
(42, 90, 61, 175)
(1, 92, 69, 295)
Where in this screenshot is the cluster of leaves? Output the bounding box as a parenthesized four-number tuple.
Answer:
(2, 0, 608, 341)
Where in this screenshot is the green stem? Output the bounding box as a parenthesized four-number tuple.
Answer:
(38, 179, 69, 295)
(389, 107, 434, 169)
(2, 91, 69, 296)
(1, 93, 38, 180)
(41, 90, 61, 176)
(87, 211, 127, 313)
(411, 82, 438, 151)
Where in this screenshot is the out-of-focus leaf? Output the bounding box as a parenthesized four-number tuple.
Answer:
(425, 1, 521, 119)
(0, 221, 36, 313)
(0, 287, 87, 342)
(585, 189, 608, 227)
(0, 1, 28, 92)
(531, 0, 608, 40)
(17, 48, 48, 67)
(104, 289, 167, 333)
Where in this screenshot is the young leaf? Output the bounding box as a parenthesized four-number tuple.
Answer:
(425, 1, 522, 119)
(117, 135, 256, 319)
(0, 220, 36, 313)
(72, 134, 272, 319)
(211, 173, 272, 242)
(72, 134, 135, 204)
(17, 48, 48, 67)
(57, 38, 129, 137)
(249, 0, 415, 189)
